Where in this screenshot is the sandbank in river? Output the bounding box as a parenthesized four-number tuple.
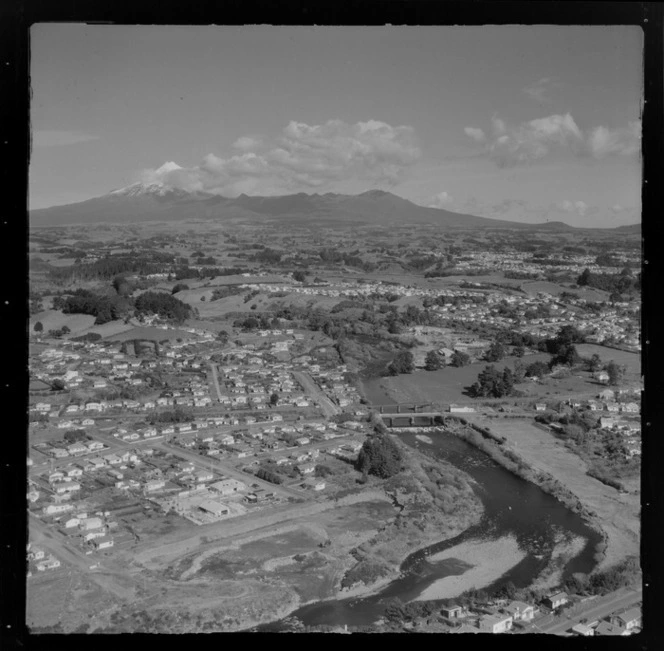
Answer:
(413, 535, 526, 601)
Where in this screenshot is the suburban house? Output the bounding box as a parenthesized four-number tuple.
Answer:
(36, 558, 61, 571)
(478, 614, 513, 633)
(79, 517, 103, 531)
(594, 621, 628, 636)
(92, 537, 114, 550)
(450, 624, 481, 634)
(296, 463, 316, 475)
(43, 503, 73, 515)
(209, 478, 247, 496)
(503, 601, 535, 622)
(613, 607, 641, 631)
(302, 478, 326, 491)
(54, 481, 81, 494)
(28, 548, 45, 561)
(144, 479, 166, 492)
(594, 371, 610, 383)
(198, 500, 229, 517)
(571, 623, 594, 636)
(542, 592, 569, 610)
(441, 605, 464, 619)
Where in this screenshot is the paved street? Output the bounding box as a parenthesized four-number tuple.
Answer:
(209, 362, 224, 403)
(158, 439, 304, 499)
(529, 586, 642, 635)
(293, 370, 341, 417)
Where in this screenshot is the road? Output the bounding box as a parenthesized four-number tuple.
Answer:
(529, 587, 642, 635)
(209, 362, 224, 403)
(292, 370, 340, 418)
(158, 440, 304, 499)
(29, 513, 135, 600)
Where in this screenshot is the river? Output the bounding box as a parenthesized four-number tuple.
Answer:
(257, 426, 602, 630)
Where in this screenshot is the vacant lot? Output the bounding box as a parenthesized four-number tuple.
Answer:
(105, 326, 195, 342)
(361, 353, 552, 406)
(77, 319, 134, 339)
(520, 281, 607, 302)
(465, 415, 640, 572)
(29, 310, 96, 334)
(576, 344, 641, 381)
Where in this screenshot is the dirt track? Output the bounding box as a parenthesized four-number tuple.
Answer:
(127, 490, 390, 568)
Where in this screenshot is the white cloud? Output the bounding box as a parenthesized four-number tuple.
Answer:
(429, 191, 454, 208)
(233, 136, 264, 151)
(33, 130, 100, 147)
(557, 200, 589, 217)
(140, 119, 421, 196)
(464, 113, 640, 167)
(588, 120, 641, 158)
(464, 127, 485, 143)
(523, 77, 554, 104)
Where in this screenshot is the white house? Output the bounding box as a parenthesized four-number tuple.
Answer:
(478, 614, 513, 633)
(92, 537, 114, 550)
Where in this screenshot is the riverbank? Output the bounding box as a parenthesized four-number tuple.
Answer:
(332, 436, 484, 597)
(438, 420, 610, 554)
(413, 535, 526, 601)
(463, 415, 639, 573)
(530, 532, 587, 593)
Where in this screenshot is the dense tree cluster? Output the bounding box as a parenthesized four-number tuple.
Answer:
(134, 291, 192, 323)
(255, 467, 283, 484)
(233, 315, 272, 330)
(449, 351, 471, 367)
(605, 360, 627, 386)
(148, 407, 194, 424)
(577, 268, 640, 294)
(386, 351, 414, 376)
(484, 341, 506, 362)
(49, 251, 175, 282)
(252, 248, 283, 264)
(468, 365, 515, 398)
(525, 360, 550, 378)
(424, 350, 444, 371)
(64, 429, 89, 443)
(539, 326, 584, 367)
(563, 557, 640, 597)
(61, 289, 130, 325)
(357, 434, 403, 479)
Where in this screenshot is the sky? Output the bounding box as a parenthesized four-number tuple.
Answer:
(30, 24, 643, 226)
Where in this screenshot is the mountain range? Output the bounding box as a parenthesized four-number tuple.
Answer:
(29, 183, 640, 232)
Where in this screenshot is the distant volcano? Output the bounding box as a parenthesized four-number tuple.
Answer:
(29, 185, 637, 231)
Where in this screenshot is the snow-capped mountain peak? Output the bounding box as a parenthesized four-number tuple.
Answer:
(107, 181, 212, 200)
(109, 182, 176, 198)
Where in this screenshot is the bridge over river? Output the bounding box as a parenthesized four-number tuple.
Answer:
(377, 402, 451, 427)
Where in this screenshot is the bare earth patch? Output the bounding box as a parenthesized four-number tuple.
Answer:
(413, 535, 526, 601)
